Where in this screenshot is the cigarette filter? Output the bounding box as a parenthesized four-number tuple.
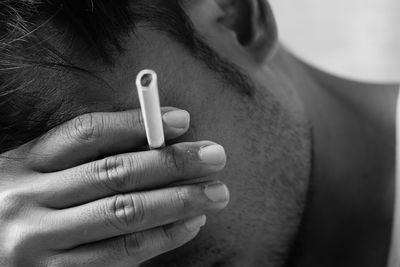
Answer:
(136, 69, 165, 149)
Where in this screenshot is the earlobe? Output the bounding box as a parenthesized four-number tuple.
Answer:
(216, 0, 278, 63)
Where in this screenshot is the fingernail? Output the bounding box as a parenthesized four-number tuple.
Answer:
(204, 182, 229, 203)
(184, 215, 207, 231)
(198, 144, 226, 165)
(163, 110, 190, 129)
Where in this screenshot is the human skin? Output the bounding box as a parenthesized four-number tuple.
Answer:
(60, 1, 312, 266)
(282, 59, 399, 267)
(92, 0, 398, 265)
(0, 108, 232, 266)
(2, 0, 399, 266)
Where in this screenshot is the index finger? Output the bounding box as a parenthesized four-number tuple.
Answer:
(23, 107, 190, 172)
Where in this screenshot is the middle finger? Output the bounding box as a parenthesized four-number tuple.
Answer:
(39, 141, 227, 208)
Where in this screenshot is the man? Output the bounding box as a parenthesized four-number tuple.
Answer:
(0, 0, 398, 266)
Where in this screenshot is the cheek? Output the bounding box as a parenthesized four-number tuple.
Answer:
(163, 74, 312, 263)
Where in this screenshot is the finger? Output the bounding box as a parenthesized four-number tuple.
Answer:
(39, 141, 226, 208)
(48, 182, 228, 248)
(48, 216, 206, 267)
(23, 107, 190, 172)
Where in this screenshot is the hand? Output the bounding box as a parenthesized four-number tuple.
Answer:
(0, 107, 229, 267)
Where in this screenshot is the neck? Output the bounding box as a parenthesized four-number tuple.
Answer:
(272, 47, 398, 267)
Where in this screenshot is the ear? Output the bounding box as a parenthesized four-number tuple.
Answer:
(185, 0, 278, 64)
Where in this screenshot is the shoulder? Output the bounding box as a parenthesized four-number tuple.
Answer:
(294, 52, 399, 126)
(278, 47, 399, 267)
(274, 45, 399, 130)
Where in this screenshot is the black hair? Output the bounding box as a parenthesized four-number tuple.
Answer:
(0, 0, 253, 153)
(0, 0, 192, 152)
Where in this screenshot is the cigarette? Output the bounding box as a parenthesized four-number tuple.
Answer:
(136, 69, 165, 149)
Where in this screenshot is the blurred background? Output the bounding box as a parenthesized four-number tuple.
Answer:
(269, 0, 400, 83)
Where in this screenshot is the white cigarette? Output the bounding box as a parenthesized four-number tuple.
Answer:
(136, 69, 165, 149)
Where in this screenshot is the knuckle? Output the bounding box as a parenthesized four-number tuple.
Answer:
(0, 189, 26, 219)
(123, 231, 147, 256)
(0, 151, 24, 171)
(109, 194, 146, 232)
(160, 224, 175, 244)
(156, 224, 182, 252)
(45, 258, 65, 267)
(132, 109, 146, 132)
(164, 146, 186, 175)
(0, 212, 48, 266)
(95, 155, 142, 193)
(3, 223, 36, 262)
(101, 156, 128, 193)
(70, 113, 103, 142)
(173, 187, 190, 211)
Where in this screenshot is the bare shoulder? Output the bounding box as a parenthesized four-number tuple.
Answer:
(274, 45, 399, 126)
(295, 55, 399, 123)
(277, 48, 399, 267)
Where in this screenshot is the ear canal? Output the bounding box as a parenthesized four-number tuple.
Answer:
(216, 0, 278, 63)
(216, 0, 255, 46)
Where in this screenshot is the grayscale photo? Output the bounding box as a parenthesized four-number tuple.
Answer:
(0, 0, 399, 266)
